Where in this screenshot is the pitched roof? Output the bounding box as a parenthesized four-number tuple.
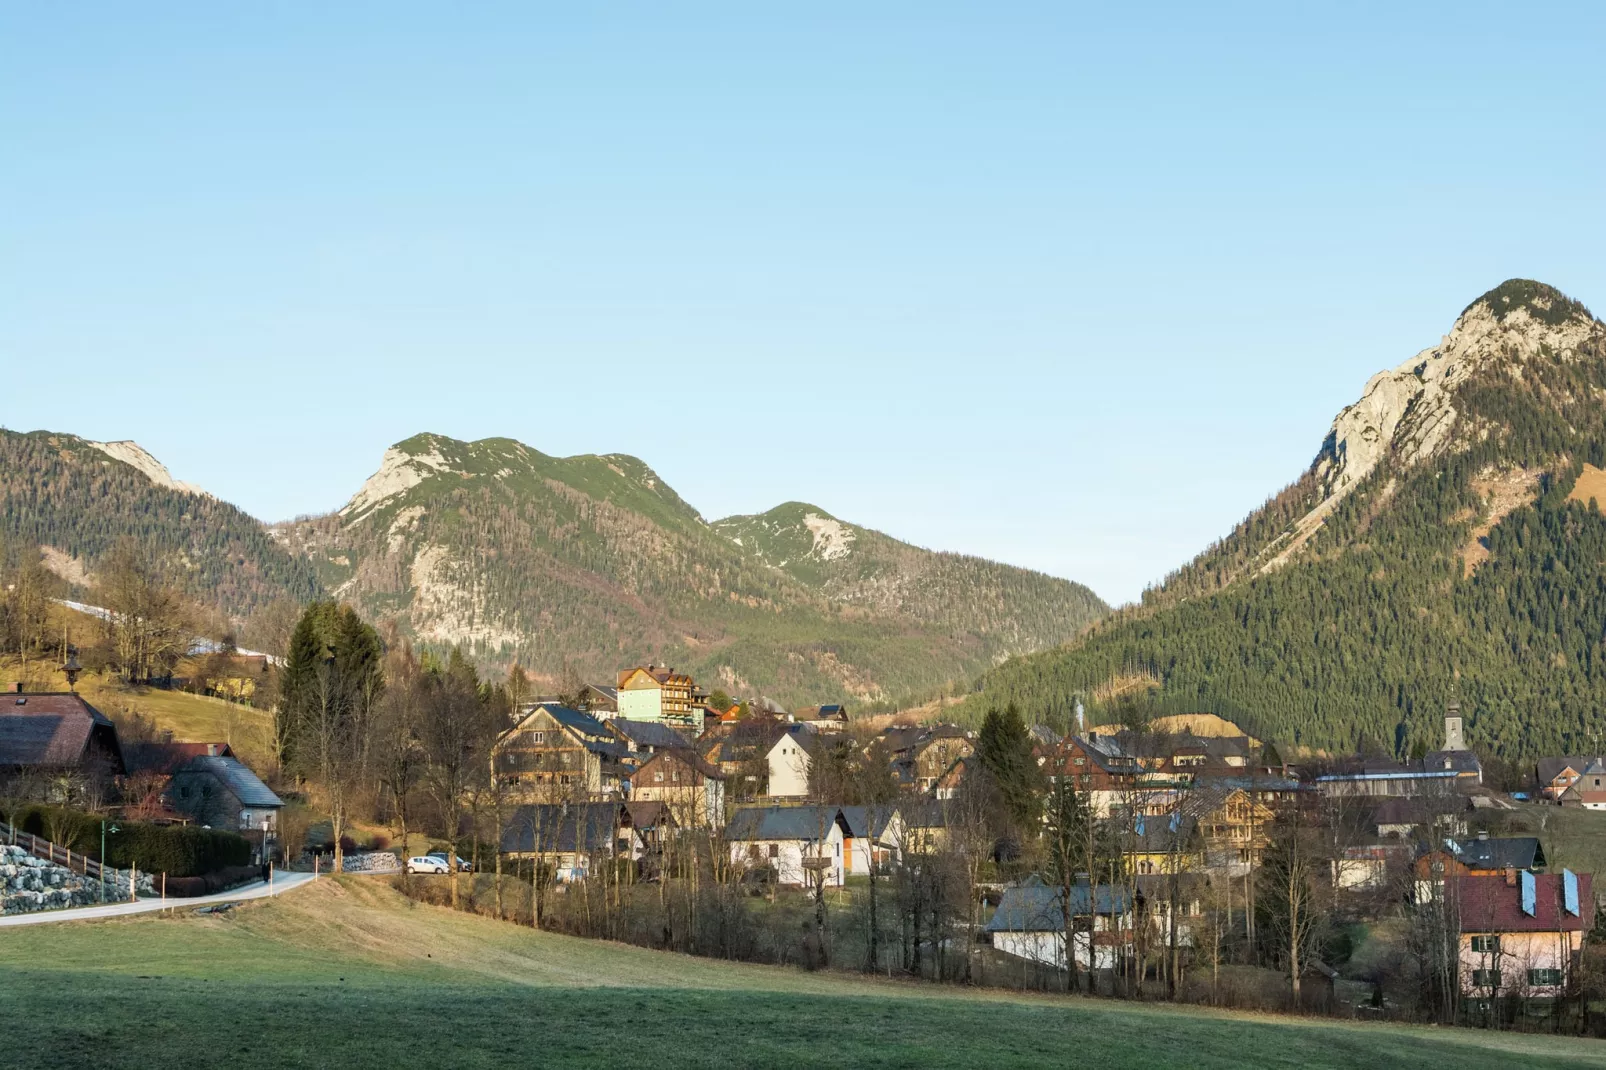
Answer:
(632, 747, 726, 781)
(124, 741, 234, 776)
(610, 719, 690, 751)
(1450, 836, 1545, 871)
(837, 805, 900, 840)
(1457, 871, 1594, 933)
(1536, 756, 1595, 785)
(985, 878, 1130, 931)
(624, 799, 675, 831)
(726, 805, 843, 842)
(502, 803, 628, 854)
(0, 693, 120, 770)
(173, 755, 282, 808)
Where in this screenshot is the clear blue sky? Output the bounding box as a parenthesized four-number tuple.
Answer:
(4, 4, 1603, 605)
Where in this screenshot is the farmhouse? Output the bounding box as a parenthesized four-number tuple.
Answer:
(726, 805, 847, 887)
(500, 802, 642, 882)
(986, 875, 1133, 970)
(167, 754, 283, 839)
(0, 689, 125, 802)
(493, 703, 632, 800)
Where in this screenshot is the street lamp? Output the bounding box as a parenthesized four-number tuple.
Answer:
(100, 819, 120, 901)
(61, 650, 82, 692)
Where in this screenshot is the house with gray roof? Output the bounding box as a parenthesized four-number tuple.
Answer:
(726, 804, 847, 886)
(167, 754, 283, 839)
(986, 875, 1133, 970)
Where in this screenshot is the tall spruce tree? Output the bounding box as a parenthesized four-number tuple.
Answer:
(975, 703, 1043, 840)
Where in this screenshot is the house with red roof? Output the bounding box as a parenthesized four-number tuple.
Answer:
(1457, 869, 1594, 1000)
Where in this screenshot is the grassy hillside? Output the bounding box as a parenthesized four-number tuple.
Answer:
(0, 878, 1598, 1069)
(968, 282, 1606, 758)
(279, 434, 1107, 705)
(1, 656, 273, 770)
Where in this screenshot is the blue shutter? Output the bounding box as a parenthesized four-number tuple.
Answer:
(1563, 869, 1580, 917)
(1520, 870, 1537, 917)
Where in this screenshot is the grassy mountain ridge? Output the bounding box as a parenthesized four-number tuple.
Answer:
(0, 429, 320, 614)
(270, 434, 1107, 704)
(713, 501, 1108, 653)
(968, 280, 1606, 759)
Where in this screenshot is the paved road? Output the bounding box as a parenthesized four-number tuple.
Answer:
(0, 871, 317, 927)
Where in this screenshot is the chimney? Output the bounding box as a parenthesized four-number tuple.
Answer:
(1444, 703, 1466, 752)
(1505, 866, 1517, 887)
(1477, 829, 1489, 841)
(12, 682, 21, 694)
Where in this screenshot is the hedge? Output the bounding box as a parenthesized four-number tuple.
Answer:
(102, 823, 252, 877)
(162, 864, 264, 897)
(2, 804, 251, 878)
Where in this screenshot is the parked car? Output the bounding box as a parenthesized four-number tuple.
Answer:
(427, 850, 473, 872)
(405, 855, 450, 874)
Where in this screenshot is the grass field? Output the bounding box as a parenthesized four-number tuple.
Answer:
(1, 879, 1601, 1069)
(2, 655, 274, 769)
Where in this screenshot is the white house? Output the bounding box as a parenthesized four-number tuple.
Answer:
(725, 805, 846, 886)
(985, 876, 1133, 971)
(837, 805, 904, 875)
(765, 727, 816, 798)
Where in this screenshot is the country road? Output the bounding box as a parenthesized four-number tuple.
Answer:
(0, 871, 317, 927)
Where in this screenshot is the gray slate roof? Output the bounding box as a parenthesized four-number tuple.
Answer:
(611, 719, 690, 751)
(174, 755, 282, 808)
(1450, 835, 1545, 871)
(726, 805, 843, 842)
(502, 803, 627, 854)
(986, 878, 1130, 932)
(837, 805, 899, 840)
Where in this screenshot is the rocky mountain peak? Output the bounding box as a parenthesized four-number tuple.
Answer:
(86, 440, 206, 496)
(340, 435, 456, 523)
(1311, 280, 1600, 512)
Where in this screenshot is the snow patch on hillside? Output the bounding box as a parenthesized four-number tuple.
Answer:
(87, 440, 205, 495)
(341, 446, 451, 523)
(804, 513, 855, 561)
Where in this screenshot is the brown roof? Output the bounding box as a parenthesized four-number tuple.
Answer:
(633, 747, 727, 782)
(0, 693, 120, 770)
(124, 741, 235, 777)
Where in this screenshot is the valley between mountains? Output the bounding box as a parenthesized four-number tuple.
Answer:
(6, 279, 1606, 757)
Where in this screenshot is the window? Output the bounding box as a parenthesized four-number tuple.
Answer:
(767, 844, 779, 858)
(1471, 969, 1501, 988)
(1470, 935, 1499, 954)
(1528, 968, 1563, 986)
(1074, 757, 1085, 766)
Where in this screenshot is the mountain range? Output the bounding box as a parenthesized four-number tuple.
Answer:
(968, 280, 1606, 759)
(0, 428, 1107, 706)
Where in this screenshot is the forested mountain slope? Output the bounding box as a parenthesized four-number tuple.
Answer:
(0, 430, 320, 614)
(969, 280, 1606, 759)
(271, 434, 1108, 704)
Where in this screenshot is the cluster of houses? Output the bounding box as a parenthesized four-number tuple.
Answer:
(0, 683, 283, 857)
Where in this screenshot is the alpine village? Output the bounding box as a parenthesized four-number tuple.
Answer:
(12, 280, 1606, 1046)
